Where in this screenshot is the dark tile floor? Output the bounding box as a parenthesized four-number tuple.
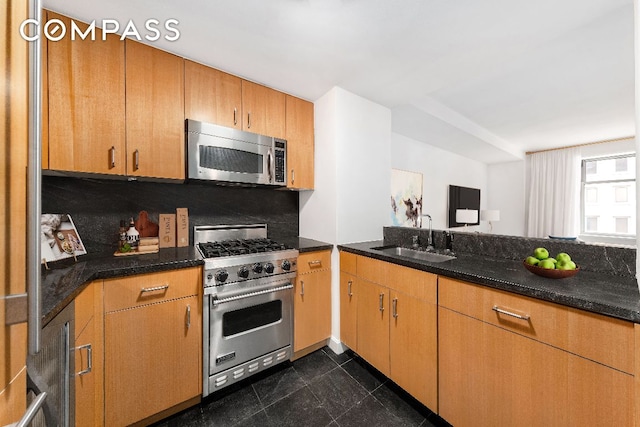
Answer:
(153, 347, 452, 427)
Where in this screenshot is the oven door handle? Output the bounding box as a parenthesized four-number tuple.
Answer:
(212, 284, 293, 306)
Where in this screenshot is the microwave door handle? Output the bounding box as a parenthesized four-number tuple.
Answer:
(267, 148, 273, 183)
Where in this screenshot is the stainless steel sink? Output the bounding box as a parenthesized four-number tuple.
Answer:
(373, 246, 456, 263)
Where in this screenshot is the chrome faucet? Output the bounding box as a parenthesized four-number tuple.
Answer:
(422, 214, 434, 251)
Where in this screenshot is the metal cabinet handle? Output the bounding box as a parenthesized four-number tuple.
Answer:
(308, 260, 322, 268)
(300, 281, 305, 296)
(492, 305, 530, 321)
(186, 304, 191, 329)
(291, 169, 295, 185)
(347, 280, 353, 297)
(247, 112, 251, 128)
(392, 298, 398, 318)
(379, 293, 384, 312)
(233, 107, 237, 125)
(75, 343, 92, 376)
(140, 284, 169, 293)
(110, 146, 116, 168)
(134, 149, 140, 171)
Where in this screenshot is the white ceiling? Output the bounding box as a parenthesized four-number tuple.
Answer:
(43, 0, 635, 164)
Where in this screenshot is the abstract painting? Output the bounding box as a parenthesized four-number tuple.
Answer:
(390, 169, 423, 227)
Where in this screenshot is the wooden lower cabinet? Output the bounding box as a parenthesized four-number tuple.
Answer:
(389, 288, 437, 411)
(356, 279, 390, 377)
(75, 281, 104, 426)
(294, 251, 332, 352)
(439, 307, 633, 427)
(339, 271, 357, 351)
(105, 295, 201, 426)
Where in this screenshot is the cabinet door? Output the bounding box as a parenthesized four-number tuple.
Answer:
(241, 80, 286, 139)
(389, 289, 437, 411)
(294, 269, 331, 352)
(339, 272, 357, 351)
(104, 296, 201, 426)
(285, 95, 314, 190)
(48, 12, 126, 175)
(185, 60, 242, 129)
(356, 279, 390, 376)
(74, 281, 104, 427)
(126, 40, 185, 179)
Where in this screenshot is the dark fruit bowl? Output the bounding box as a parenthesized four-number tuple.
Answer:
(522, 260, 580, 279)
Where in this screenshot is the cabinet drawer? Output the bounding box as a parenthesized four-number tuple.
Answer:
(386, 263, 436, 303)
(356, 255, 388, 285)
(298, 250, 331, 275)
(104, 267, 201, 313)
(340, 251, 357, 275)
(439, 277, 634, 373)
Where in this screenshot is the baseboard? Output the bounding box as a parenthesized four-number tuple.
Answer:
(327, 336, 347, 355)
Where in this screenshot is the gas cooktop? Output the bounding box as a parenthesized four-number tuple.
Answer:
(198, 238, 289, 259)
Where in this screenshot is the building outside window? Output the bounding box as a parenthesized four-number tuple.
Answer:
(581, 154, 635, 237)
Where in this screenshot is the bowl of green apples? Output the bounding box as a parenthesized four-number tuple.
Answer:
(523, 247, 579, 279)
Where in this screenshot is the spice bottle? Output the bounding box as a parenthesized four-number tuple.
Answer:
(119, 219, 127, 250)
(126, 217, 140, 248)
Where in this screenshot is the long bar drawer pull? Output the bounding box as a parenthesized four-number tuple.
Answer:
(300, 281, 305, 296)
(186, 304, 191, 328)
(492, 306, 530, 321)
(213, 284, 294, 306)
(347, 280, 353, 296)
(141, 284, 169, 293)
(392, 298, 398, 318)
(379, 293, 384, 312)
(75, 343, 92, 376)
(308, 260, 322, 268)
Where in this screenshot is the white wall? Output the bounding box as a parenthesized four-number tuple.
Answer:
(487, 160, 526, 236)
(390, 132, 488, 231)
(300, 86, 391, 353)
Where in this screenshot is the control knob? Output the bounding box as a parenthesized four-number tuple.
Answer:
(281, 260, 291, 271)
(207, 273, 213, 281)
(252, 263, 263, 274)
(215, 270, 229, 283)
(238, 266, 250, 279)
(264, 262, 275, 274)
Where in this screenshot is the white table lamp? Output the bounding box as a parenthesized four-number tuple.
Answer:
(456, 209, 478, 226)
(480, 209, 500, 232)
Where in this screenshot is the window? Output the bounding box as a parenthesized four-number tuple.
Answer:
(585, 187, 598, 203)
(581, 154, 635, 237)
(615, 217, 629, 234)
(585, 216, 599, 232)
(614, 186, 628, 203)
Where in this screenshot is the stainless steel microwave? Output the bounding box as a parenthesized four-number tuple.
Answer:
(186, 120, 287, 186)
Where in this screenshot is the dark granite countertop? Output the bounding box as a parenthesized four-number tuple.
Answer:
(294, 237, 333, 253)
(42, 247, 203, 326)
(339, 240, 640, 323)
(42, 237, 333, 326)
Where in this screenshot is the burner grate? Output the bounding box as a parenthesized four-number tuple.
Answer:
(198, 238, 289, 258)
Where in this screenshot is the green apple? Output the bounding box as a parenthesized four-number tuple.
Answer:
(533, 247, 549, 260)
(538, 258, 556, 269)
(525, 256, 540, 266)
(557, 260, 577, 270)
(556, 252, 571, 263)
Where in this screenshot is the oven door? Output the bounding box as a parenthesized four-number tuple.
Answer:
(207, 280, 293, 376)
(187, 121, 278, 185)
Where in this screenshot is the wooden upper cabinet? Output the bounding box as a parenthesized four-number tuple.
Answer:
(184, 60, 242, 129)
(285, 95, 314, 190)
(47, 12, 126, 175)
(241, 80, 286, 139)
(125, 40, 185, 180)
(41, 10, 49, 169)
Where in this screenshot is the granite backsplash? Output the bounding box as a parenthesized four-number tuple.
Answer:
(43, 176, 299, 257)
(383, 226, 636, 278)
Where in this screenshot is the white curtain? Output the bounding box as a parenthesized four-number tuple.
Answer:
(526, 147, 581, 238)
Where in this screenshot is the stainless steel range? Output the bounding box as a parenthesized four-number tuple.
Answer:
(195, 224, 298, 397)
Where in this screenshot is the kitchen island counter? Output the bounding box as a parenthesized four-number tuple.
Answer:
(339, 240, 640, 323)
